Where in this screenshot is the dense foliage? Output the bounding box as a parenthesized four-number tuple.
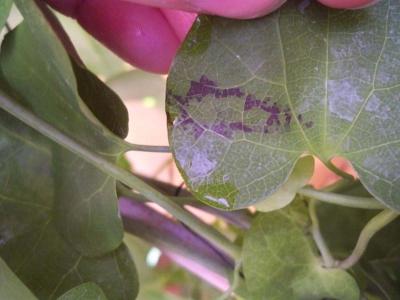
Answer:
(0, 0, 399, 299)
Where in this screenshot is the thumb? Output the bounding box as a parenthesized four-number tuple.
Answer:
(124, 0, 286, 19)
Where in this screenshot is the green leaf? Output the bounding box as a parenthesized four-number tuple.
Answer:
(0, 257, 38, 300)
(57, 283, 107, 300)
(0, 105, 138, 299)
(71, 59, 129, 139)
(0, 0, 129, 256)
(255, 156, 314, 212)
(242, 204, 360, 300)
(316, 202, 400, 298)
(166, 1, 400, 210)
(3, 0, 127, 154)
(0, 0, 12, 31)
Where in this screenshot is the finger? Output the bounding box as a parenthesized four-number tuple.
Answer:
(160, 9, 197, 42)
(317, 0, 380, 9)
(47, 0, 181, 74)
(125, 0, 286, 19)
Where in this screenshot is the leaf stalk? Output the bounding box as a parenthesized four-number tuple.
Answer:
(298, 187, 384, 210)
(338, 210, 399, 269)
(0, 91, 241, 261)
(308, 199, 335, 267)
(125, 142, 170, 153)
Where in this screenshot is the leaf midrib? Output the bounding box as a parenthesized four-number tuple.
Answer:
(277, 10, 318, 156)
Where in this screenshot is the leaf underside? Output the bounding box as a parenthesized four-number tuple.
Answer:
(166, 0, 400, 210)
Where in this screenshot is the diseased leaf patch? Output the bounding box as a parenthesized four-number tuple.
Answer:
(167, 0, 400, 210)
(168, 75, 314, 141)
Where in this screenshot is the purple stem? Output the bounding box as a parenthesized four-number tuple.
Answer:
(119, 198, 234, 289)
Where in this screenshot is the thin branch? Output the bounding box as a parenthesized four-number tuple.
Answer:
(117, 182, 252, 229)
(0, 91, 241, 261)
(308, 199, 335, 267)
(325, 160, 355, 181)
(338, 210, 399, 269)
(298, 187, 384, 210)
(121, 198, 234, 283)
(217, 259, 242, 300)
(321, 178, 358, 193)
(125, 142, 170, 153)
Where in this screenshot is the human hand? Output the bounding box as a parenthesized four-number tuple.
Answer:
(45, 0, 380, 74)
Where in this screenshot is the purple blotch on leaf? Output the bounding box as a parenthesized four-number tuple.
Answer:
(168, 75, 314, 140)
(229, 122, 253, 133)
(211, 121, 233, 139)
(181, 117, 205, 139)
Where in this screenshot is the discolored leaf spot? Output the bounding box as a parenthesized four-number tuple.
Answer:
(167, 1, 400, 210)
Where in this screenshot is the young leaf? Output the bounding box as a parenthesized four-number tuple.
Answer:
(0, 0, 12, 31)
(0, 0, 129, 256)
(166, 0, 400, 210)
(255, 156, 314, 212)
(57, 283, 107, 300)
(0, 257, 38, 300)
(0, 107, 139, 299)
(242, 205, 360, 299)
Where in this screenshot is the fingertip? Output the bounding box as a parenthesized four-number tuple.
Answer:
(76, 0, 180, 74)
(125, 0, 286, 19)
(161, 9, 197, 42)
(317, 0, 380, 9)
(192, 0, 287, 19)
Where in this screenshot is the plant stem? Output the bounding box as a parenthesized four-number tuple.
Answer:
(298, 187, 384, 210)
(308, 200, 335, 267)
(118, 182, 252, 229)
(0, 91, 241, 261)
(321, 178, 357, 193)
(217, 259, 242, 300)
(121, 199, 234, 283)
(125, 142, 170, 153)
(325, 160, 354, 181)
(338, 210, 399, 269)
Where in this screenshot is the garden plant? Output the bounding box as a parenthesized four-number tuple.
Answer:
(0, 0, 399, 299)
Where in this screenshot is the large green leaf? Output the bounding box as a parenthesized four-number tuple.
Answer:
(0, 0, 129, 255)
(242, 203, 360, 299)
(0, 0, 12, 30)
(0, 106, 138, 299)
(2, 0, 126, 153)
(166, 0, 400, 210)
(0, 257, 37, 300)
(57, 283, 107, 300)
